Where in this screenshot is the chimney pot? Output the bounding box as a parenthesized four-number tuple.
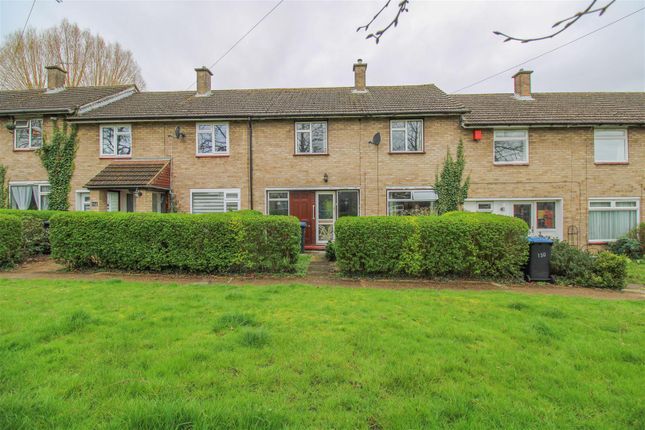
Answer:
(45, 65, 67, 91)
(352, 59, 367, 92)
(195, 66, 213, 96)
(512, 69, 533, 98)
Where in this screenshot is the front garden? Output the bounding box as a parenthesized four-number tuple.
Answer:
(0, 278, 643, 429)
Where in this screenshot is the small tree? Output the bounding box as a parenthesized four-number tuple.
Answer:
(0, 164, 7, 208)
(38, 122, 78, 211)
(434, 140, 470, 215)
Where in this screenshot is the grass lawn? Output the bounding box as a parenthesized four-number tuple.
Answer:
(0, 279, 643, 429)
(627, 259, 645, 285)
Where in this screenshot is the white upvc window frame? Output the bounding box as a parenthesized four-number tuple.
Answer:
(196, 122, 230, 156)
(389, 119, 424, 153)
(100, 124, 132, 158)
(493, 129, 529, 165)
(593, 129, 628, 163)
(75, 189, 91, 211)
(387, 188, 437, 215)
(267, 191, 290, 216)
(189, 188, 241, 214)
(294, 121, 328, 154)
(588, 197, 639, 243)
(13, 118, 43, 150)
(8, 181, 50, 210)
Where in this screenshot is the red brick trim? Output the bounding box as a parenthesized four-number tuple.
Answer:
(388, 151, 426, 155)
(293, 153, 329, 156)
(594, 162, 629, 165)
(196, 154, 230, 158)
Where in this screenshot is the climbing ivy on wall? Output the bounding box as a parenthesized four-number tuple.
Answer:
(434, 139, 470, 215)
(38, 122, 78, 211)
(0, 164, 7, 208)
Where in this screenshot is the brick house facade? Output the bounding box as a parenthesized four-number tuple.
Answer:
(1, 62, 643, 249)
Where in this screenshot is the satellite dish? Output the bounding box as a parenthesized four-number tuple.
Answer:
(369, 132, 381, 145)
(174, 126, 186, 139)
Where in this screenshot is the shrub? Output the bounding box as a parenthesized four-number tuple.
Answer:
(335, 212, 529, 279)
(49, 212, 300, 273)
(0, 214, 23, 267)
(0, 209, 62, 256)
(608, 223, 644, 260)
(325, 241, 336, 262)
(551, 241, 628, 289)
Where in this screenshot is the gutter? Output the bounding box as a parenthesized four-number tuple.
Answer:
(461, 122, 645, 129)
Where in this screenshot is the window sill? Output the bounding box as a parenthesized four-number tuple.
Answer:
(588, 241, 611, 245)
(493, 162, 529, 166)
(13, 148, 38, 152)
(196, 154, 230, 158)
(388, 151, 425, 155)
(100, 156, 133, 160)
(594, 162, 628, 165)
(293, 153, 329, 156)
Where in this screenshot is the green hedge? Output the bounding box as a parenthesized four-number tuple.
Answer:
(0, 214, 23, 268)
(0, 209, 63, 256)
(49, 212, 301, 273)
(551, 240, 628, 289)
(336, 212, 529, 279)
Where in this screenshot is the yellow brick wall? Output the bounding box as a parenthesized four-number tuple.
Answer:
(0, 115, 51, 185)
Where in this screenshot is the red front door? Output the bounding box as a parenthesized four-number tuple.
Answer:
(290, 191, 315, 246)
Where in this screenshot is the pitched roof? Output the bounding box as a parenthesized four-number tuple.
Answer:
(85, 161, 170, 190)
(455, 92, 645, 126)
(72, 85, 467, 120)
(0, 85, 134, 115)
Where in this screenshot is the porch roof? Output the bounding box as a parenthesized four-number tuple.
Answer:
(85, 161, 170, 190)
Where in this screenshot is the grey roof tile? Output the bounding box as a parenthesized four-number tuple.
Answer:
(0, 86, 133, 114)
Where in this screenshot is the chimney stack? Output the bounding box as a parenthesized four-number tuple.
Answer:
(45, 65, 67, 92)
(512, 69, 533, 98)
(195, 66, 213, 96)
(353, 59, 367, 92)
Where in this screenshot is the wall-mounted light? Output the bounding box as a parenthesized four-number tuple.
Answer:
(323, 173, 329, 183)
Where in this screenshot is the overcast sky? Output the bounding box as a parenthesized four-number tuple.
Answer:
(1, 0, 644, 93)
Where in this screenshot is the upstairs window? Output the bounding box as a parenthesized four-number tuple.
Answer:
(390, 120, 423, 152)
(101, 125, 132, 157)
(295, 122, 327, 154)
(594, 129, 628, 163)
(14, 119, 43, 150)
(197, 123, 229, 155)
(494, 129, 528, 164)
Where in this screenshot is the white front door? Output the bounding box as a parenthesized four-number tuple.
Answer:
(316, 191, 335, 244)
(107, 191, 120, 212)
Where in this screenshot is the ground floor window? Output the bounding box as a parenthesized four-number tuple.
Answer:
(9, 182, 50, 210)
(76, 190, 91, 211)
(588, 199, 639, 243)
(387, 189, 437, 216)
(466, 199, 561, 238)
(268, 191, 289, 216)
(191, 189, 240, 214)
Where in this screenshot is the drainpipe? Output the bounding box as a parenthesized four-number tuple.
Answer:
(248, 117, 254, 210)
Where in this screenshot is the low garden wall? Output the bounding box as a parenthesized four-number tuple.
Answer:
(335, 212, 530, 279)
(49, 212, 301, 273)
(0, 214, 23, 268)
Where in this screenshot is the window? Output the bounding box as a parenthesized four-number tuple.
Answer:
(536, 201, 556, 229)
(494, 129, 528, 164)
(101, 125, 132, 157)
(152, 193, 166, 213)
(268, 191, 289, 215)
(295, 122, 327, 154)
(337, 190, 359, 217)
(76, 191, 91, 211)
(197, 123, 229, 155)
(588, 199, 639, 242)
(390, 120, 423, 152)
(9, 183, 50, 210)
(387, 189, 437, 215)
(476, 202, 493, 212)
(191, 189, 240, 214)
(14, 119, 43, 150)
(594, 129, 628, 163)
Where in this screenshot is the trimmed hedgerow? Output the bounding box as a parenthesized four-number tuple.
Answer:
(0, 209, 63, 256)
(0, 214, 23, 268)
(551, 240, 628, 289)
(336, 212, 529, 279)
(49, 212, 300, 273)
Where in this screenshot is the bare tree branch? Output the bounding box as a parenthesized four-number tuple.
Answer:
(356, 0, 410, 44)
(0, 19, 145, 89)
(493, 0, 615, 43)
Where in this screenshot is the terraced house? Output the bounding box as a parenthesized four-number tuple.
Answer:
(1, 61, 643, 249)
